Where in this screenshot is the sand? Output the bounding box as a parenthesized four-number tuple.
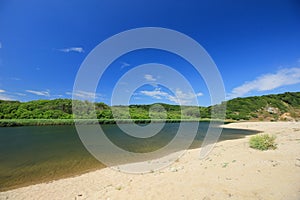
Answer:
(1, 122, 300, 200)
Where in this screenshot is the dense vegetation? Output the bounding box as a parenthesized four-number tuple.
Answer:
(0, 99, 205, 120)
(223, 92, 300, 121)
(0, 92, 299, 126)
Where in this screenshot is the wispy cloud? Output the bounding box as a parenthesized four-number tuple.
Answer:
(57, 47, 84, 53)
(9, 77, 21, 81)
(144, 74, 156, 81)
(120, 62, 130, 69)
(0, 89, 13, 100)
(66, 90, 102, 100)
(140, 88, 168, 100)
(0, 42, 2, 49)
(228, 67, 300, 99)
(26, 90, 50, 97)
(0, 95, 12, 100)
(140, 88, 202, 105)
(14, 92, 26, 96)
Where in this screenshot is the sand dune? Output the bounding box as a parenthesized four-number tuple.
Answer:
(1, 122, 300, 200)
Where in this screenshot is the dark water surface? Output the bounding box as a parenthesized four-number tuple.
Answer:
(0, 122, 258, 191)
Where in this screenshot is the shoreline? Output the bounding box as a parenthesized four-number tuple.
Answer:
(0, 118, 233, 127)
(1, 122, 300, 199)
(0, 121, 255, 192)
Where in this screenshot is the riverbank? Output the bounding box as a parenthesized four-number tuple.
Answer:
(0, 122, 250, 191)
(1, 122, 300, 200)
(0, 118, 233, 127)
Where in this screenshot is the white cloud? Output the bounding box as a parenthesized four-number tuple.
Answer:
(144, 74, 156, 81)
(58, 47, 84, 53)
(228, 67, 300, 99)
(0, 94, 12, 100)
(175, 89, 203, 99)
(0, 89, 13, 100)
(140, 88, 202, 105)
(140, 88, 169, 100)
(66, 90, 102, 100)
(120, 62, 130, 69)
(9, 77, 21, 81)
(14, 92, 26, 96)
(26, 90, 50, 97)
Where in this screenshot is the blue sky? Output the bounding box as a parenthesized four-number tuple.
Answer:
(0, 0, 300, 106)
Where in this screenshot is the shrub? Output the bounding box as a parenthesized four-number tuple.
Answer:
(249, 134, 277, 150)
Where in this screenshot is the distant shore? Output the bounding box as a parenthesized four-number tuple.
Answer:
(0, 118, 233, 127)
(1, 122, 299, 200)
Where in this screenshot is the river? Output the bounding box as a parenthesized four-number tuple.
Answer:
(0, 122, 258, 191)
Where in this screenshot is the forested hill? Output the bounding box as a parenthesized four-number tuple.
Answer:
(0, 92, 299, 122)
(222, 92, 300, 121)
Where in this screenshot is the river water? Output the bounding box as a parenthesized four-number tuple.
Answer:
(0, 122, 258, 191)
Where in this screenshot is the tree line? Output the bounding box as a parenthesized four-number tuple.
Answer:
(0, 92, 299, 121)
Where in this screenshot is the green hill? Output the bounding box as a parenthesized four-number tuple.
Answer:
(224, 92, 300, 121)
(0, 92, 299, 126)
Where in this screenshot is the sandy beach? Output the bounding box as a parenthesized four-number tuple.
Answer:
(1, 122, 300, 200)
